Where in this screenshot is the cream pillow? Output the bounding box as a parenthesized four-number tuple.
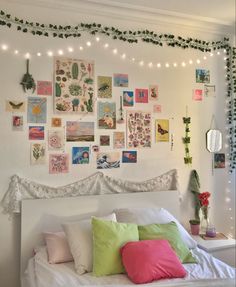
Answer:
(62, 213, 116, 274)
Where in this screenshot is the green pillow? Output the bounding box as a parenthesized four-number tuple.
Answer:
(92, 217, 139, 276)
(138, 221, 197, 263)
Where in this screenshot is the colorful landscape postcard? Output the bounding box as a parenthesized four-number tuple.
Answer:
(49, 153, 69, 174)
(66, 121, 94, 142)
(155, 119, 169, 142)
(29, 126, 45, 140)
(48, 130, 64, 150)
(97, 76, 112, 98)
(149, 85, 158, 100)
(27, 97, 47, 123)
(6, 100, 25, 112)
(37, 80, 52, 96)
(135, 88, 148, 103)
(12, 115, 23, 131)
(31, 143, 46, 165)
(100, 135, 110, 146)
(113, 132, 125, 149)
(123, 91, 134, 107)
(72, 147, 90, 164)
(97, 152, 120, 169)
(98, 102, 116, 129)
(113, 73, 128, 87)
(122, 151, 137, 163)
(196, 69, 210, 83)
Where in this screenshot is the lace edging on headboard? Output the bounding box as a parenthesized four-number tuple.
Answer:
(1, 169, 178, 216)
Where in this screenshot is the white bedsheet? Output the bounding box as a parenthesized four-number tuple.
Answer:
(23, 247, 235, 287)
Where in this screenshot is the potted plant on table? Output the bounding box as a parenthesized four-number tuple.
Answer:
(189, 219, 200, 235)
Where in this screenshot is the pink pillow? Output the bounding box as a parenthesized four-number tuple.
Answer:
(121, 239, 186, 284)
(43, 232, 73, 264)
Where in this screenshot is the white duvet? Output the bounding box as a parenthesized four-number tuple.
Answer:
(23, 247, 235, 287)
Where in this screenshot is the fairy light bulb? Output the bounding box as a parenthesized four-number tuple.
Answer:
(25, 52, 30, 59)
(165, 63, 169, 68)
(132, 58, 135, 62)
(148, 62, 153, 68)
(68, 47, 74, 52)
(58, 50, 64, 55)
(210, 52, 214, 57)
(104, 43, 109, 48)
(181, 62, 186, 67)
(217, 51, 221, 55)
(203, 56, 207, 60)
(189, 59, 193, 64)
(139, 60, 144, 66)
(113, 48, 118, 54)
(47, 51, 53, 57)
(37, 52, 41, 57)
(14, 50, 19, 55)
(86, 41, 91, 47)
(95, 37, 100, 42)
(173, 63, 177, 67)
(196, 59, 201, 64)
(157, 63, 161, 68)
(1, 44, 8, 50)
(79, 46, 83, 51)
(121, 53, 126, 59)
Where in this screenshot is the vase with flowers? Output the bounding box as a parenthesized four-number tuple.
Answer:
(198, 191, 211, 233)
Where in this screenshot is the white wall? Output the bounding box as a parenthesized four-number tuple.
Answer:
(0, 2, 235, 287)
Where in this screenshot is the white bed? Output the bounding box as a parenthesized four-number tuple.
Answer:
(21, 190, 236, 287)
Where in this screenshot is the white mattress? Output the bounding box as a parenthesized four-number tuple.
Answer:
(23, 247, 236, 287)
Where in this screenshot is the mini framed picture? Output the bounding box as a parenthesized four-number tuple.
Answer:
(193, 89, 203, 101)
(113, 73, 128, 87)
(149, 85, 158, 100)
(204, 85, 216, 97)
(51, 117, 62, 127)
(122, 151, 137, 163)
(214, 153, 225, 168)
(196, 69, 210, 83)
(100, 135, 110, 146)
(72, 147, 90, 164)
(135, 88, 148, 103)
(12, 115, 23, 131)
(123, 91, 134, 107)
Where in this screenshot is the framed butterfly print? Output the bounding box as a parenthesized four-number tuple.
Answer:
(155, 119, 169, 142)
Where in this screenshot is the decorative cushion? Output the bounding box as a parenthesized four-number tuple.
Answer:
(62, 213, 116, 274)
(114, 207, 197, 249)
(43, 232, 73, 264)
(121, 239, 187, 284)
(92, 217, 139, 276)
(138, 221, 197, 263)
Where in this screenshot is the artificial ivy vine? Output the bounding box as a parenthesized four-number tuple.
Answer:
(183, 115, 192, 165)
(0, 9, 235, 171)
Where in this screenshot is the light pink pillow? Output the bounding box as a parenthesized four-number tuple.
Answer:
(43, 232, 73, 264)
(121, 239, 187, 284)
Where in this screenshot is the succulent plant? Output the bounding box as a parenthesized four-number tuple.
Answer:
(20, 59, 36, 93)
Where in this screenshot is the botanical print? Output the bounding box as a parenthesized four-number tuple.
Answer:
(66, 121, 94, 142)
(6, 100, 25, 112)
(122, 151, 137, 163)
(49, 153, 69, 174)
(37, 81, 52, 96)
(196, 69, 210, 83)
(29, 126, 44, 140)
(123, 91, 134, 107)
(193, 89, 203, 101)
(153, 104, 162, 113)
(30, 143, 46, 165)
(48, 130, 64, 150)
(98, 102, 116, 129)
(214, 153, 225, 168)
(97, 76, 112, 98)
(155, 119, 169, 142)
(113, 132, 125, 149)
(135, 88, 148, 103)
(100, 135, 110, 146)
(72, 147, 89, 164)
(27, 97, 47, 123)
(12, 115, 23, 131)
(54, 57, 94, 114)
(149, 85, 158, 100)
(51, 117, 62, 127)
(97, 152, 120, 169)
(204, 85, 216, 97)
(113, 73, 128, 87)
(127, 111, 151, 148)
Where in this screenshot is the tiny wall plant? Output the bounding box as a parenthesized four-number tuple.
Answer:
(183, 109, 192, 165)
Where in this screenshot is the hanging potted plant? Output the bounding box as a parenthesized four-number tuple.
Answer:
(189, 219, 200, 235)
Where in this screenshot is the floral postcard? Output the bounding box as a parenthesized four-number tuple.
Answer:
(54, 57, 94, 114)
(113, 73, 128, 87)
(12, 115, 23, 131)
(37, 81, 52, 96)
(204, 85, 216, 97)
(97, 152, 120, 169)
(153, 104, 162, 113)
(72, 147, 90, 164)
(66, 121, 94, 142)
(29, 126, 44, 140)
(51, 117, 62, 127)
(196, 69, 210, 83)
(27, 97, 47, 123)
(100, 135, 110, 146)
(149, 85, 158, 100)
(127, 111, 151, 148)
(193, 89, 203, 101)
(30, 143, 46, 165)
(97, 76, 112, 98)
(155, 119, 169, 142)
(113, 132, 125, 149)
(122, 151, 137, 163)
(49, 153, 69, 174)
(214, 153, 225, 168)
(123, 91, 134, 107)
(98, 102, 116, 129)
(48, 130, 64, 150)
(6, 100, 25, 112)
(135, 88, 148, 103)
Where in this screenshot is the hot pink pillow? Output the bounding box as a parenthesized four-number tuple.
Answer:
(43, 232, 73, 264)
(121, 239, 186, 284)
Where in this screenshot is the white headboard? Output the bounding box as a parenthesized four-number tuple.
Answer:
(21, 190, 180, 277)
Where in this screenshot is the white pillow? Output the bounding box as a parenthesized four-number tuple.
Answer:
(62, 213, 117, 275)
(114, 207, 197, 249)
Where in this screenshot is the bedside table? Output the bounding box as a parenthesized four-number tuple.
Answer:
(192, 235, 236, 267)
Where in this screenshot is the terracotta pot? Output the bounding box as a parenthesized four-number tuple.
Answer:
(190, 223, 200, 235)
